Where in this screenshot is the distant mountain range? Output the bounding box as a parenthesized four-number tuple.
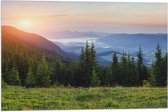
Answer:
(51, 31, 167, 66)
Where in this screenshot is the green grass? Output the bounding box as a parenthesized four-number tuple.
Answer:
(2, 86, 167, 110)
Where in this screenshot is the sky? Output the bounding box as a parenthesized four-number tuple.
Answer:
(2, 1, 167, 38)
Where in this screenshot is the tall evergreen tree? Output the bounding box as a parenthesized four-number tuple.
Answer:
(111, 52, 119, 86)
(152, 43, 166, 86)
(25, 66, 36, 87)
(137, 46, 143, 85)
(98, 65, 111, 86)
(120, 52, 128, 85)
(90, 42, 99, 87)
(84, 41, 91, 87)
(137, 46, 148, 85)
(51, 59, 68, 86)
(7, 64, 21, 86)
(36, 55, 50, 87)
(78, 47, 86, 86)
(90, 42, 97, 71)
(79, 41, 99, 87)
(130, 57, 138, 85)
(67, 62, 80, 86)
(17, 48, 29, 86)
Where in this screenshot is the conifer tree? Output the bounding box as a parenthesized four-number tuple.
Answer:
(99, 65, 111, 86)
(120, 52, 128, 85)
(7, 64, 21, 86)
(130, 57, 138, 85)
(79, 41, 99, 87)
(36, 55, 50, 87)
(17, 49, 29, 86)
(137, 46, 148, 85)
(80, 47, 85, 67)
(111, 52, 119, 86)
(25, 66, 36, 87)
(152, 43, 166, 86)
(127, 55, 132, 85)
(79, 47, 86, 86)
(90, 42, 97, 71)
(137, 46, 143, 85)
(84, 41, 91, 87)
(51, 58, 68, 86)
(67, 62, 80, 86)
(90, 42, 99, 87)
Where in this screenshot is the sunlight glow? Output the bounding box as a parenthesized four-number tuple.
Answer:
(20, 20, 33, 27)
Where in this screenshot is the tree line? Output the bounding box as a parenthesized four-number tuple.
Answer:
(2, 41, 167, 87)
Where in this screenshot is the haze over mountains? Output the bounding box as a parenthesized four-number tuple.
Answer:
(48, 31, 167, 66)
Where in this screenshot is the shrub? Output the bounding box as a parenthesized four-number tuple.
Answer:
(142, 80, 151, 87)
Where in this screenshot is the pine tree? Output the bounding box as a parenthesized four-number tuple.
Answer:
(130, 57, 138, 85)
(17, 48, 29, 86)
(111, 52, 119, 86)
(80, 47, 85, 66)
(127, 55, 132, 85)
(25, 66, 36, 87)
(67, 62, 80, 86)
(137, 46, 148, 85)
(84, 41, 91, 87)
(137, 46, 143, 85)
(7, 64, 21, 86)
(90, 42, 97, 71)
(152, 43, 166, 86)
(79, 47, 86, 86)
(90, 42, 99, 87)
(149, 68, 156, 86)
(2, 63, 10, 84)
(98, 65, 111, 86)
(51, 59, 66, 85)
(36, 55, 50, 87)
(120, 52, 128, 85)
(30, 52, 38, 76)
(79, 41, 99, 87)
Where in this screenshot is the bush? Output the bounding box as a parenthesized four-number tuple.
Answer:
(142, 80, 151, 87)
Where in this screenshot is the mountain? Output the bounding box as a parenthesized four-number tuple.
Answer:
(99, 33, 167, 53)
(2, 26, 77, 61)
(53, 32, 167, 66)
(97, 51, 123, 57)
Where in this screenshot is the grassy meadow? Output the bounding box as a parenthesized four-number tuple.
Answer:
(2, 86, 167, 110)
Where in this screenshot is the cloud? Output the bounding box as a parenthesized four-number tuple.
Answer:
(2, 14, 67, 21)
(37, 14, 67, 18)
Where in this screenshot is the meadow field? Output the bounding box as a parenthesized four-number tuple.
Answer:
(2, 86, 167, 110)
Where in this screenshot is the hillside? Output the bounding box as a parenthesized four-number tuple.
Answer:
(2, 26, 76, 61)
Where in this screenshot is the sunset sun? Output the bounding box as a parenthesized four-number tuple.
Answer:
(20, 20, 33, 27)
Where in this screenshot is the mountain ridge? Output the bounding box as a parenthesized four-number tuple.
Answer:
(2, 25, 77, 61)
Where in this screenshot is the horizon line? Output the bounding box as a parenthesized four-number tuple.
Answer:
(2, 25, 167, 35)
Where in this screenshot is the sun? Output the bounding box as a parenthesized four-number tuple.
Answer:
(20, 20, 33, 27)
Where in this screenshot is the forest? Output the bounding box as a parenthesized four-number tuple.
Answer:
(2, 40, 167, 88)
